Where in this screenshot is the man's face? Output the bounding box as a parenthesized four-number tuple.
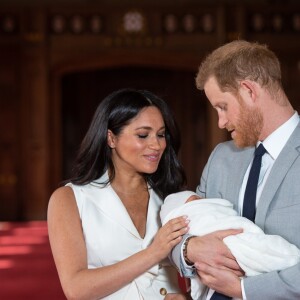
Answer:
(204, 76, 263, 148)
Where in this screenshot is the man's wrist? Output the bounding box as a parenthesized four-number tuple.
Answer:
(182, 235, 195, 266)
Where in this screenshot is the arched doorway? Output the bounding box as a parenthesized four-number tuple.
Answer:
(59, 65, 208, 190)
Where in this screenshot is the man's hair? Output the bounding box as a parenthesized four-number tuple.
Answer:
(195, 40, 283, 95)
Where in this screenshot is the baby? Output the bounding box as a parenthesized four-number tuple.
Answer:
(161, 191, 300, 300)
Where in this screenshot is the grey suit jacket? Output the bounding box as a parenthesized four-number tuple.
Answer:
(175, 122, 300, 299)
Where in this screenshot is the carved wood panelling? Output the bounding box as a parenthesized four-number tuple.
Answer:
(0, 1, 300, 220)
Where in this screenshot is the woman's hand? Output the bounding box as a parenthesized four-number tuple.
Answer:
(148, 216, 189, 261)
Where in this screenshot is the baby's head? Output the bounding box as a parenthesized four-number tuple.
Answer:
(160, 191, 201, 224)
(186, 194, 201, 203)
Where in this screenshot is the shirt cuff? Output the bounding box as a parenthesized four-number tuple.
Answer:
(241, 278, 247, 300)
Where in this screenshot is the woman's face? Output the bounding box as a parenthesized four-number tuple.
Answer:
(108, 106, 167, 175)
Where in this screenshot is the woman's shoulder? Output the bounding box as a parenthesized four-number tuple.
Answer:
(50, 185, 74, 199)
(48, 185, 78, 211)
(47, 186, 79, 223)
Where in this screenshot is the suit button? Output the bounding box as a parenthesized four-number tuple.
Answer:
(160, 288, 167, 295)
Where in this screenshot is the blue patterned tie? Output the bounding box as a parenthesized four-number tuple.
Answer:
(211, 144, 266, 300)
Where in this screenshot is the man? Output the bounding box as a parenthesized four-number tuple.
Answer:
(171, 40, 300, 299)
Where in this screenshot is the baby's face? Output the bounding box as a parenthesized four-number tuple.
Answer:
(185, 195, 201, 203)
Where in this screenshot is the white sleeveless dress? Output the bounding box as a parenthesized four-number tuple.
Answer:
(67, 172, 180, 299)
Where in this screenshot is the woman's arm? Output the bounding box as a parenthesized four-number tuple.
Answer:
(47, 186, 188, 300)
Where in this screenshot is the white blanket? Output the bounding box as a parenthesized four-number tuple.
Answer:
(161, 191, 300, 300)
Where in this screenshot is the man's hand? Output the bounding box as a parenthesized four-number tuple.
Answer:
(186, 229, 244, 298)
(187, 229, 244, 275)
(195, 263, 242, 298)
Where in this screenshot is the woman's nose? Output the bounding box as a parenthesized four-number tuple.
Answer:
(149, 137, 161, 149)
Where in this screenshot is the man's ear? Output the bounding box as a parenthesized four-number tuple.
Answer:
(239, 80, 259, 103)
(107, 130, 116, 148)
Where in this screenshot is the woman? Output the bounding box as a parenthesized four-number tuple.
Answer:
(48, 88, 189, 299)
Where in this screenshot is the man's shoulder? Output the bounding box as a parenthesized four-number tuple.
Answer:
(213, 140, 252, 155)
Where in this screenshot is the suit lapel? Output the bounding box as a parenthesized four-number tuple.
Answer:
(143, 188, 162, 246)
(91, 175, 162, 241)
(227, 146, 254, 210)
(256, 125, 300, 229)
(99, 187, 143, 238)
(91, 173, 141, 239)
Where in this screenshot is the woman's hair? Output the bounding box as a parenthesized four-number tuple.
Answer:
(196, 40, 283, 96)
(69, 88, 186, 199)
